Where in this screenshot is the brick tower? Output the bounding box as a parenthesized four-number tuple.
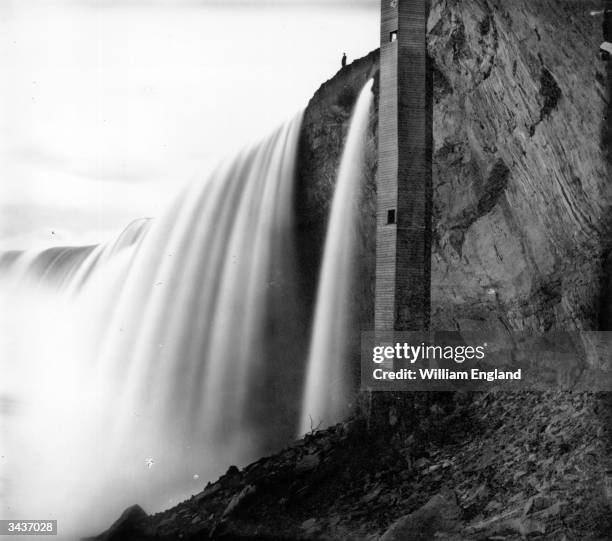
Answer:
(375, 0, 432, 332)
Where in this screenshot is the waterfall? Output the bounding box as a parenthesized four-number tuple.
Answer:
(299, 80, 373, 434)
(0, 81, 373, 537)
(0, 115, 304, 538)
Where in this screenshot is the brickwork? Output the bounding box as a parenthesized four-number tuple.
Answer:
(375, 0, 432, 332)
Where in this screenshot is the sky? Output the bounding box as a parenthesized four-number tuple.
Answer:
(0, 0, 379, 250)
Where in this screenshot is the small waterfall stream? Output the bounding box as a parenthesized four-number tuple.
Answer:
(300, 80, 373, 434)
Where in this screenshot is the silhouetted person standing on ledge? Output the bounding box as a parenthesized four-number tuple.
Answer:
(341, 53, 347, 68)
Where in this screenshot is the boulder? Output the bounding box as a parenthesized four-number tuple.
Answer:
(84, 504, 148, 541)
(378, 489, 462, 541)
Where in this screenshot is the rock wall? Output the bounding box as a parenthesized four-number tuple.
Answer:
(297, 0, 612, 334)
(296, 49, 379, 332)
(295, 48, 379, 392)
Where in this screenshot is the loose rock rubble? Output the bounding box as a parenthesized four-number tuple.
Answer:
(86, 391, 612, 541)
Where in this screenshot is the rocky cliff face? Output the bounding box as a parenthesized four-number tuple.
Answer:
(297, 0, 612, 334)
(296, 49, 379, 335)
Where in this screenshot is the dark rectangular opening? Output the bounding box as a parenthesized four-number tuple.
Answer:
(390, 30, 398, 42)
(387, 209, 396, 225)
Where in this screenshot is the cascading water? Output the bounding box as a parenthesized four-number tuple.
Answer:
(300, 80, 373, 434)
(0, 115, 305, 538)
(0, 81, 373, 538)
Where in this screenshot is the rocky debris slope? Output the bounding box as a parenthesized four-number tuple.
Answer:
(85, 392, 612, 540)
